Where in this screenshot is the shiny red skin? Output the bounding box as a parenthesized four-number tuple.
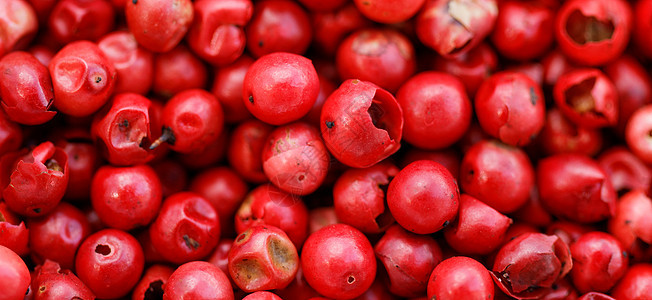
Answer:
(546, 220, 594, 247)
(31, 260, 95, 300)
(0, 201, 28, 256)
(427, 256, 494, 300)
(570, 232, 629, 293)
(152, 45, 208, 98)
(262, 122, 329, 196)
(245, 0, 312, 58)
(607, 190, 652, 261)
(475, 71, 545, 146)
(149, 192, 220, 264)
(416, 0, 498, 58)
(604, 55, 652, 135)
(235, 184, 308, 248)
(577, 292, 615, 300)
(187, 0, 253, 66)
(0, 245, 29, 298)
(243, 52, 319, 125)
(211, 55, 254, 123)
(91, 164, 162, 230)
(27, 202, 91, 270)
(538, 108, 603, 156)
(400, 148, 461, 182)
(160, 89, 224, 154)
(0, 0, 38, 57)
(151, 159, 188, 198)
(227, 120, 274, 183)
(125, 0, 193, 53)
(611, 263, 652, 300)
(48, 40, 116, 117)
(302, 224, 376, 299)
(91, 93, 157, 166)
(625, 105, 652, 164)
(243, 291, 283, 300)
(207, 238, 234, 283)
(164, 261, 234, 300)
(336, 28, 416, 93)
(598, 147, 651, 194)
(397, 71, 471, 149)
(320, 79, 403, 168)
(228, 225, 299, 292)
(444, 194, 512, 255)
(492, 233, 573, 299)
(54, 130, 100, 201)
(131, 264, 174, 300)
(555, 0, 632, 66)
(387, 160, 459, 234)
(375, 224, 442, 297)
(333, 162, 398, 234)
(634, 0, 652, 58)
(48, 0, 115, 45)
(353, 0, 425, 24)
(311, 3, 372, 56)
(75, 229, 144, 299)
(553, 68, 618, 129)
(490, 0, 555, 61)
(0, 112, 22, 157)
(3, 141, 69, 217)
(432, 43, 498, 97)
(460, 140, 534, 213)
(537, 154, 617, 223)
(0, 51, 55, 125)
(190, 167, 248, 237)
(97, 31, 154, 95)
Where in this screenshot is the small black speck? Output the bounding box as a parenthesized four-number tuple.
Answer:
(95, 77, 102, 83)
(132, 0, 137, 4)
(33, 208, 41, 213)
(442, 220, 450, 228)
(623, 251, 628, 257)
(529, 86, 538, 105)
(625, 220, 632, 224)
(248, 95, 254, 103)
(258, 40, 264, 48)
(325, 121, 334, 129)
(469, 169, 475, 175)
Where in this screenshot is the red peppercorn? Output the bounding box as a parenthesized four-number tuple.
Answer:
(131, 264, 174, 300)
(97, 31, 154, 95)
(152, 45, 208, 98)
(48, 0, 115, 45)
(570, 231, 629, 293)
(427, 256, 494, 300)
(31, 260, 95, 300)
(245, 0, 312, 57)
(227, 120, 274, 183)
(611, 263, 652, 299)
(353, 0, 425, 24)
(598, 147, 652, 195)
(125, 0, 194, 53)
(0, 0, 38, 57)
(0, 201, 28, 256)
(491, 0, 555, 61)
(607, 190, 652, 261)
(211, 55, 254, 123)
(432, 43, 498, 97)
(538, 108, 603, 156)
(625, 105, 652, 164)
(311, 3, 372, 56)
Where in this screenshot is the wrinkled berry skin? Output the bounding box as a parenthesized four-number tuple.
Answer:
(97, 31, 154, 95)
(416, 0, 498, 58)
(0, 51, 55, 125)
(187, 0, 253, 66)
(48, 40, 116, 117)
(149, 192, 220, 264)
(553, 68, 618, 129)
(375, 224, 443, 297)
(539, 108, 603, 156)
(444, 194, 512, 255)
(27, 202, 92, 270)
(537, 154, 616, 223)
(48, 0, 115, 44)
(570, 232, 629, 293)
(475, 71, 545, 146)
(262, 122, 329, 196)
(555, 0, 632, 66)
(491, 0, 555, 61)
(125, 0, 194, 53)
(228, 225, 299, 292)
(336, 28, 416, 93)
(427, 256, 494, 300)
(611, 263, 652, 299)
(333, 162, 398, 234)
(607, 190, 652, 261)
(396, 71, 471, 150)
(0, 0, 38, 57)
(460, 140, 534, 213)
(0, 201, 28, 256)
(75, 229, 144, 299)
(235, 184, 308, 248)
(32, 260, 95, 300)
(243, 52, 319, 126)
(3, 141, 69, 217)
(387, 160, 459, 234)
(91, 164, 162, 231)
(91, 93, 157, 166)
(492, 233, 573, 299)
(0, 244, 31, 300)
(164, 261, 234, 300)
(604, 55, 652, 136)
(598, 147, 651, 195)
(302, 224, 376, 300)
(320, 79, 403, 168)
